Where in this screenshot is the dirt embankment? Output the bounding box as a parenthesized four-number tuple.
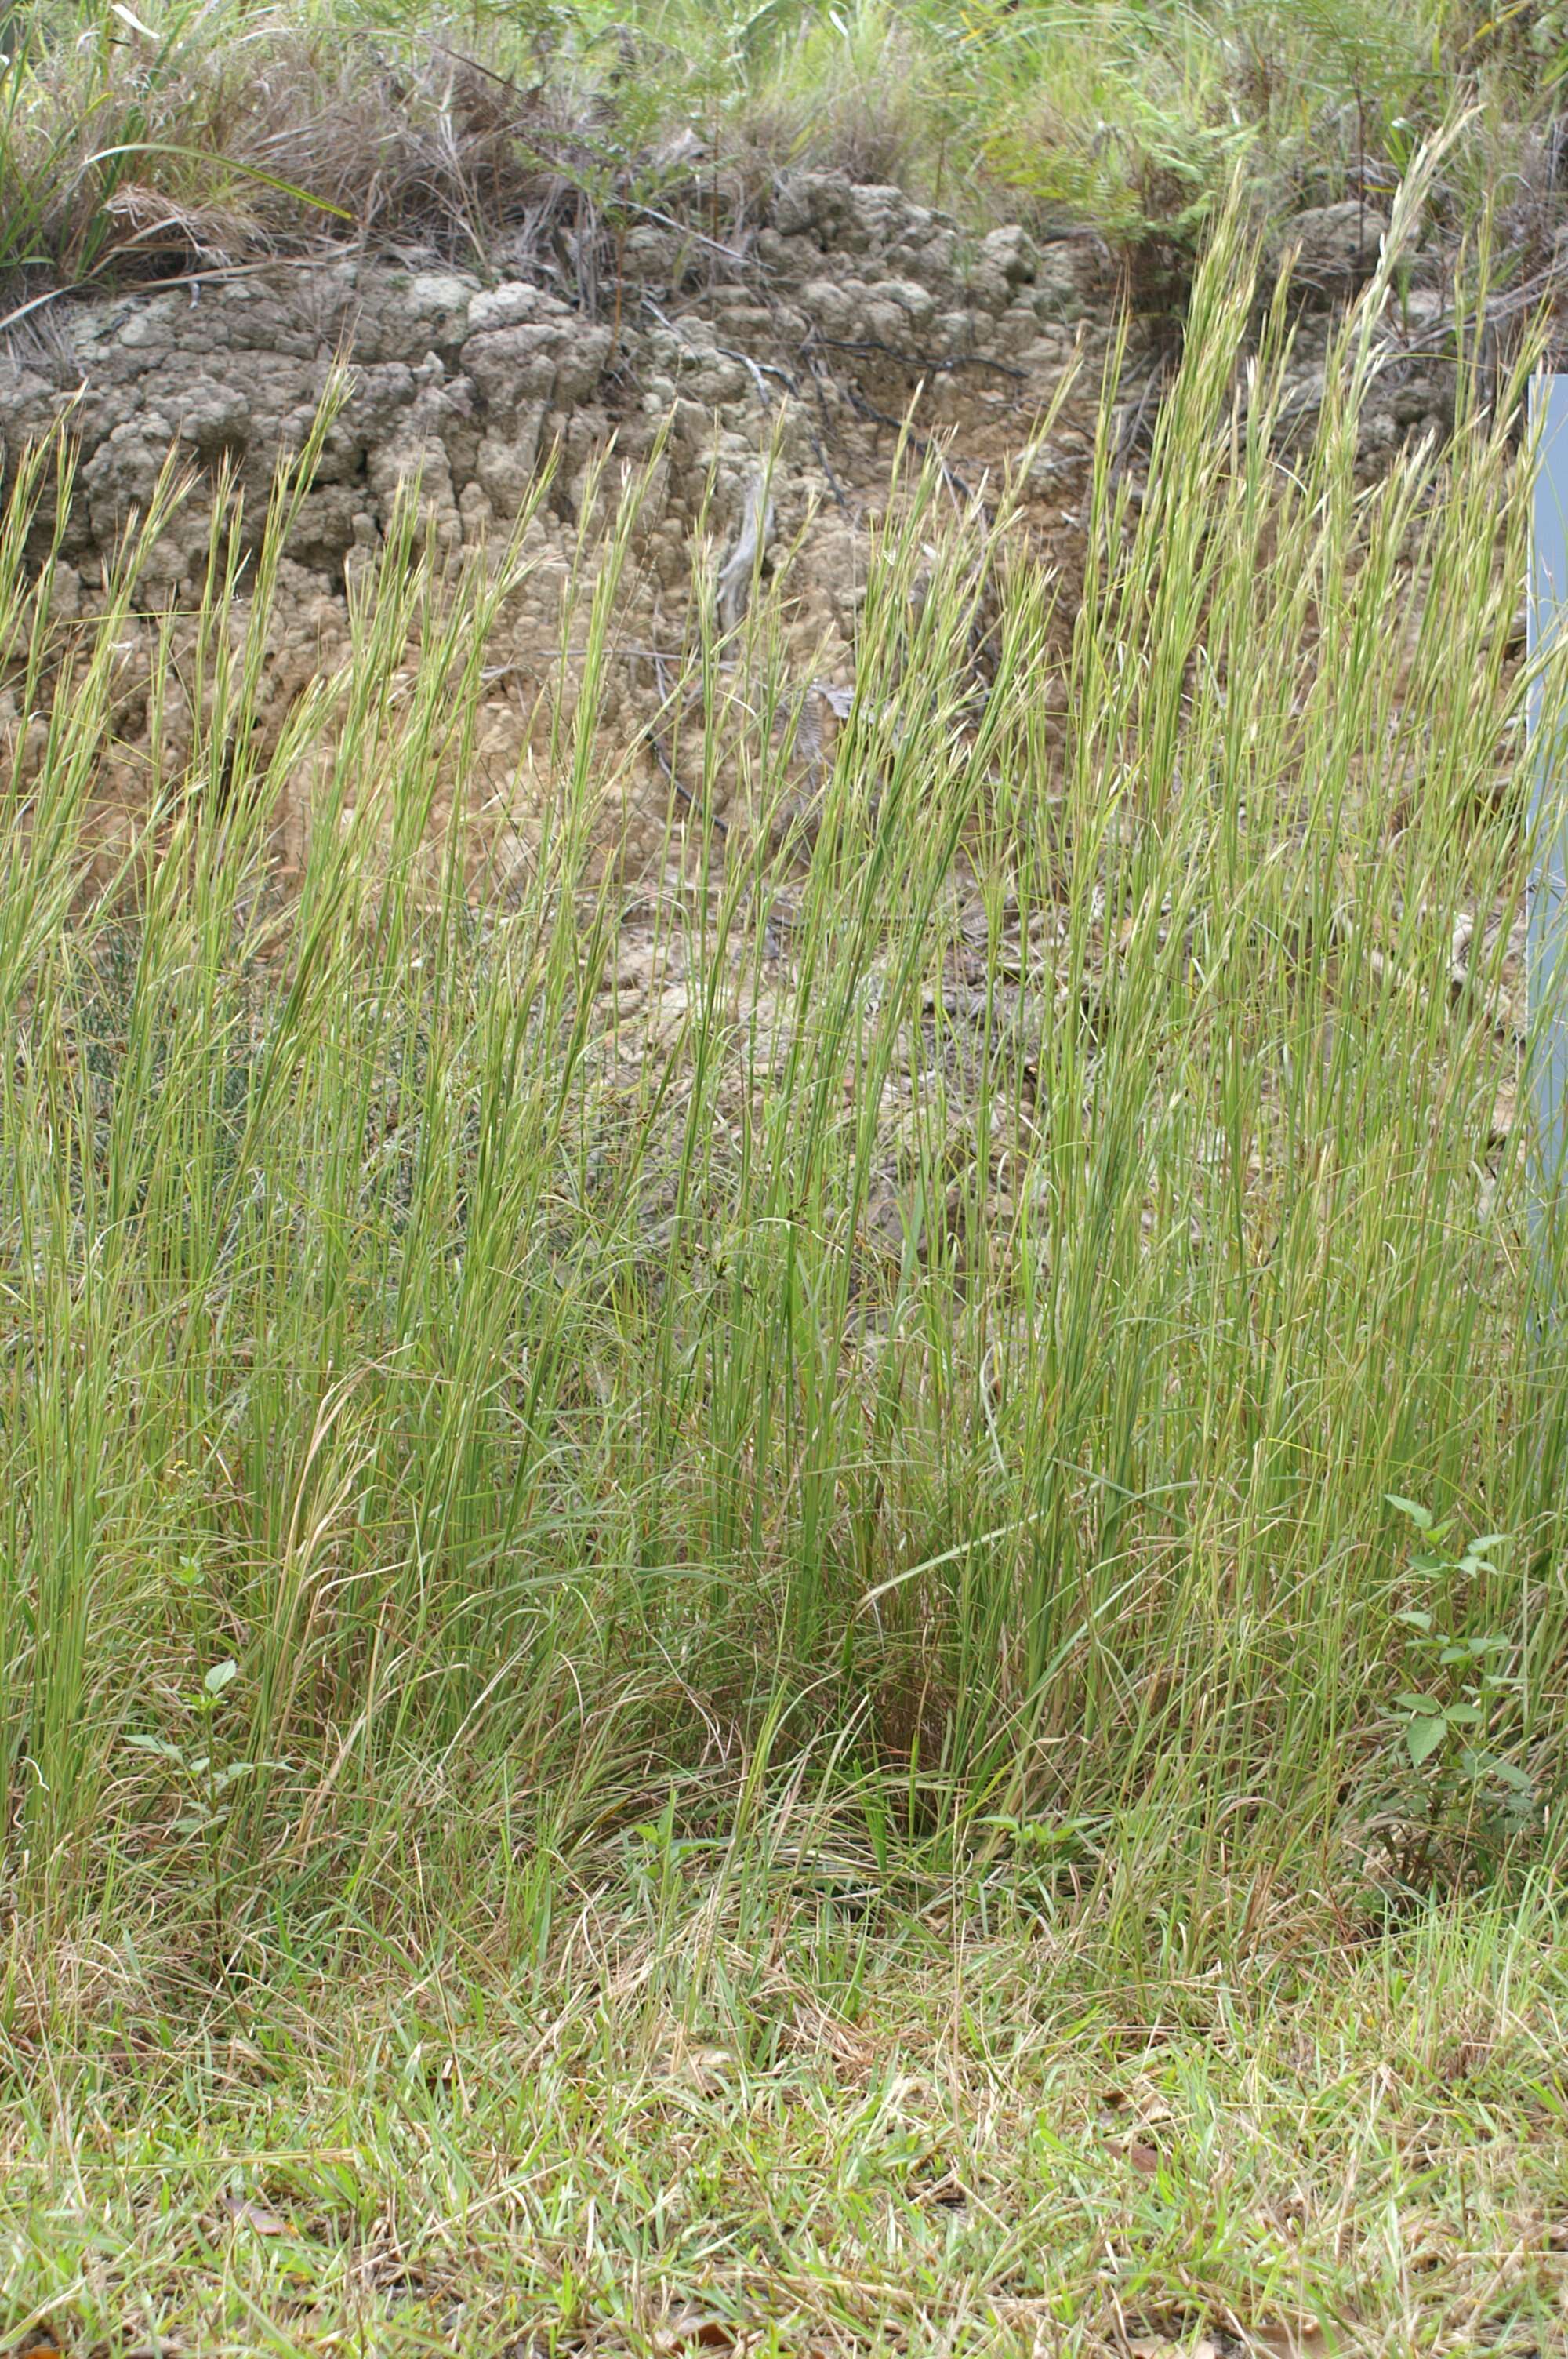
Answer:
(0, 179, 1454, 881)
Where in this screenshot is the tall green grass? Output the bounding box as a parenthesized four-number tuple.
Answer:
(0, 190, 1563, 1966)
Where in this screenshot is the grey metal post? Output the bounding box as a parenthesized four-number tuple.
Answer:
(1528, 376, 1568, 1258)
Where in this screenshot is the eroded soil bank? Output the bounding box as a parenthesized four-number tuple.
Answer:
(0, 178, 1453, 883)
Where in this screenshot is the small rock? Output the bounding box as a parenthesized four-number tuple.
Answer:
(980, 224, 1039, 286)
(466, 282, 546, 335)
(1272, 200, 1389, 300)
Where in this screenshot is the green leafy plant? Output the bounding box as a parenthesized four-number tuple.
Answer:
(981, 1814, 1109, 1921)
(125, 1657, 271, 1975)
(1374, 1499, 1541, 1884)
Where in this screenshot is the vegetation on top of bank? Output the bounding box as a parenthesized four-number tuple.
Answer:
(0, 0, 1566, 322)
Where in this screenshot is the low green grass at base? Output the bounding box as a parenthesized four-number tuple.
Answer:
(5, 1876, 1566, 2354)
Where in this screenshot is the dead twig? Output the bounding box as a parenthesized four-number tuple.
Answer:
(644, 725, 727, 834)
(806, 334, 1026, 383)
(641, 293, 851, 514)
(836, 373, 985, 516)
